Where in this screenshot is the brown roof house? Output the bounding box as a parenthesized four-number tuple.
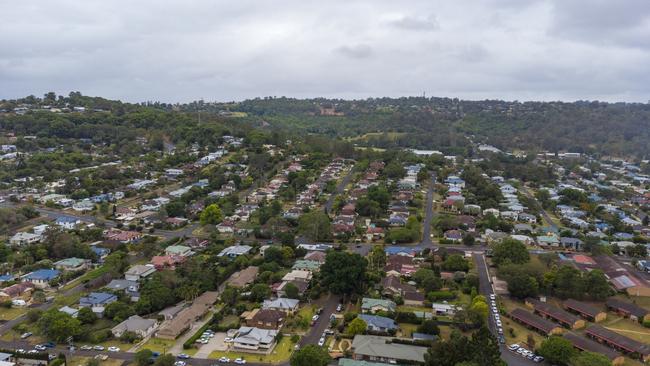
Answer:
(563, 299, 607, 322)
(525, 298, 585, 329)
(226, 266, 259, 288)
(241, 308, 285, 329)
(510, 308, 563, 336)
(156, 291, 219, 339)
(380, 275, 424, 306)
(605, 298, 650, 323)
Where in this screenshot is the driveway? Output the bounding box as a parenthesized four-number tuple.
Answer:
(194, 332, 227, 358)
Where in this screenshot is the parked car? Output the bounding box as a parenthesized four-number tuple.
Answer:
(93, 345, 105, 351)
(42, 342, 56, 348)
(80, 345, 92, 351)
(108, 347, 120, 352)
(234, 358, 246, 364)
(489, 294, 496, 300)
(508, 344, 520, 351)
(20, 332, 32, 339)
(533, 356, 544, 363)
(174, 362, 186, 366)
(177, 354, 190, 359)
(218, 357, 231, 363)
(318, 337, 325, 347)
(34, 345, 47, 351)
(336, 304, 342, 312)
(224, 337, 233, 343)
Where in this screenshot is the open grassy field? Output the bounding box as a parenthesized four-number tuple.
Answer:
(139, 338, 176, 354)
(601, 315, 650, 344)
(208, 336, 295, 363)
(67, 356, 124, 366)
(398, 323, 418, 337)
(0, 306, 28, 321)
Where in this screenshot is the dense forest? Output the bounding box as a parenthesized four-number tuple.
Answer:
(3, 93, 650, 158)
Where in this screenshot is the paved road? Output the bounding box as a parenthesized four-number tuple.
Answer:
(299, 294, 340, 347)
(520, 186, 557, 231)
(0, 202, 198, 240)
(420, 173, 436, 246)
(473, 254, 540, 366)
(324, 168, 354, 215)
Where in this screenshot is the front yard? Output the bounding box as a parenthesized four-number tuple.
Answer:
(208, 336, 295, 363)
(0, 306, 28, 321)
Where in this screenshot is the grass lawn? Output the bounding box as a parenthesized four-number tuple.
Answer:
(219, 315, 240, 327)
(0, 306, 28, 321)
(600, 315, 650, 344)
(62, 266, 109, 291)
(501, 315, 545, 349)
(398, 323, 418, 337)
(208, 336, 295, 363)
(67, 356, 124, 366)
(396, 305, 431, 313)
(139, 338, 176, 354)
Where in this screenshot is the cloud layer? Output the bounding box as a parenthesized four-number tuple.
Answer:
(2, 0, 650, 103)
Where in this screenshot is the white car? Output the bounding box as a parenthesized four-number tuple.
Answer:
(93, 345, 105, 351)
(34, 345, 47, 351)
(508, 344, 520, 351)
(494, 314, 500, 321)
(495, 320, 502, 327)
(318, 337, 325, 347)
(219, 357, 231, 363)
(224, 337, 234, 343)
(107, 347, 120, 352)
(174, 362, 186, 366)
(489, 294, 496, 300)
(234, 358, 246, 364)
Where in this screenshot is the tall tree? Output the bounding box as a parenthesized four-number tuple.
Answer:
(200, 204, 223, 225)
(297, 211, 332, 241)
(537, 336, 576, 366)
(290, 345, 330, 366)
(320, 251, 367, 296)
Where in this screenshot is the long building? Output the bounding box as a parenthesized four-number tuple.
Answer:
(585, 325, 650, 362)
(509, 308, 563, 336)
(605, 298, 650, 323)
(563, 299, 607, 322)
(563, 332, 624, 366)
(156, 291, 219, 339)
(525, 298, 585, 329)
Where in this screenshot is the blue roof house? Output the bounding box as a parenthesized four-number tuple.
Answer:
(22, 269, 60, 288)
(55, 215, 81, 229)
(358, 314, 398, 333)
(79, 292, 117, 308)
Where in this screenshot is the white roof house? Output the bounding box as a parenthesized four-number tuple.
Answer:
(233, 327, 278, 350)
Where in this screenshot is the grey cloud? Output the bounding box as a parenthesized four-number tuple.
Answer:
(389, 14, 439, 31)
(334, 44, 374, 59)
(0, 0, 649, 103)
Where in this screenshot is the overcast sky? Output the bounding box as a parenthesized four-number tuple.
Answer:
(2, 0, 650, 103)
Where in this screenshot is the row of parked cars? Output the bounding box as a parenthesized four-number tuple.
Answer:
(508, 344, 544, 363)
(489, 294, 506, 344)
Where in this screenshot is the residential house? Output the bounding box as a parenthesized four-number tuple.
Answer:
(9, 232, 42, 246)
(55, 216, 81, 230)
(361, 298, 396, 314)
(282, 270, 312, 283)
(164, 245, 193, 257)
(432, 303, 459, 316)
(124, 265, 156, 282)
(54, 257, 89, 272)
(262, 298, 300, 314)
(233, 327, 278, 351)
(241, 308, 285, 329)
(79, 292, 117, 308)
(358, 314, 398, 333)
(351, 335, 428, 364)
(112, 315, 158, 338)
(291, 260, 321, 273)
(156, 291, 219, 339)
(218, 245, 253, 258)
(0, 283, 35, 301)
(22, 269, 60, 288)
(226, 267, 259, 288)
